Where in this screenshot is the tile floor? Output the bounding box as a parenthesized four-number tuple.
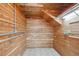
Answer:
(23, 48, 60, 56)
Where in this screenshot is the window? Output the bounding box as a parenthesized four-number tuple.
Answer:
(75, 8, 79, 15)
(63, 8, 79, 36)
(63, 12, 77, 21)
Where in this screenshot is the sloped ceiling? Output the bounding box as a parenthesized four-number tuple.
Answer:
(17, 3, 76, 17)
(43, 3, 76, 16)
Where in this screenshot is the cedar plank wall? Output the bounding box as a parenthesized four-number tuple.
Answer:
(25, 4, 54, 48)
(0, 4, 26, 56)
(0, 4, 14, 34)
(53, 27, 79, 56)
(26, 19, 54, 48)
(43, 9, 79, 56)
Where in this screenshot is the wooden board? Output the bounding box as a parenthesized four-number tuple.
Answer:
(0, 4, 26, 56)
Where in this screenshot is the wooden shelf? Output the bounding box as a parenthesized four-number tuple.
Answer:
(0, 4, 26, 56)
(42, 10, 62, 25)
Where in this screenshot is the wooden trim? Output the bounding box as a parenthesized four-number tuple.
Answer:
(42, 10, 62, 25)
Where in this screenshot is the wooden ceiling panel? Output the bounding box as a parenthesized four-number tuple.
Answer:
(43, 3, 76, 16)
(17, 3, 76, 17)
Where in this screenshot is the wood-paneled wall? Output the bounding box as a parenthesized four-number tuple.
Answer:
(0, 4, 26, 56)
(52, 17, 79, 56)
(52, 18, 79, 56)
(43, 10, 79, 56)
(0, 4, 15, 34)
(54, 35, 79, 56)
(26, 19, 54, 48)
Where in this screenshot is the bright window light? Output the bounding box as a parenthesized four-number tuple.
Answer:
(75, 8, 79, 15)
(63, 12, 77, 21)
